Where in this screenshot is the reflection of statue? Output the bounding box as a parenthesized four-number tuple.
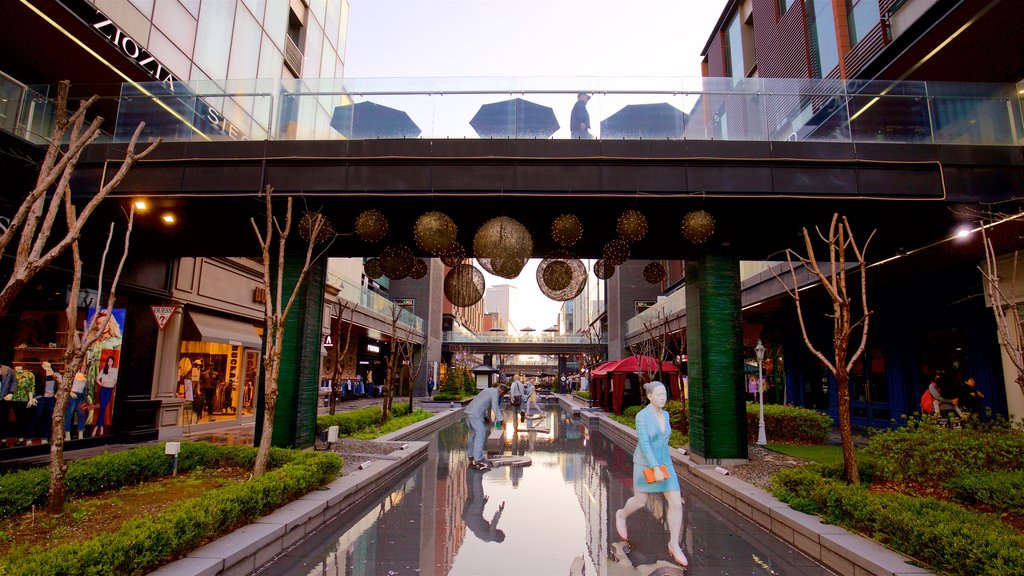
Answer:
(462, 468, 505, 542)
(597, 541, 685, 576)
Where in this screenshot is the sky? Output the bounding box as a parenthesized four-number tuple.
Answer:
(344, 0, 728, 330)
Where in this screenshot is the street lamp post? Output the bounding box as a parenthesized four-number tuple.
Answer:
(755, 339, 767, 446)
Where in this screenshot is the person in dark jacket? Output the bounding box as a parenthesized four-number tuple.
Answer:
(570, 93, 592, 139)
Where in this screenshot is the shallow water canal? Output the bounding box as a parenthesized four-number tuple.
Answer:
(260, 406, 835, 576)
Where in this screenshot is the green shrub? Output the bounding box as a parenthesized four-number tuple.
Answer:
(315, 403, 419, 434)
(0, 451, 342, 576)
(745, 403, 832, 444)
(623, 406, 642, 419)
(0, 443, 297, 519)
(441, 367, 469, 396)
(432, 391, 461, 401)
(771, 466, 1024, 576)
(608, 413, 688, 448)
(574, 390, 590, 399)
(665, 400, 688, 434)
(946, 471, 1024, 512)
(863, 423, 1024, 482)
(350, 409, 433, 439)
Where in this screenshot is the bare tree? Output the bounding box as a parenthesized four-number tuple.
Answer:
(398, 324, 423, 414)
(251, 186, 333, 477)
(381, 305, 403, 423)
(979, 225, 1024, 401)
(327, 301, 355, 415)
(49, 207, 134, 513)
(0, 80, 158, 315)
(782, 213, 873, 484)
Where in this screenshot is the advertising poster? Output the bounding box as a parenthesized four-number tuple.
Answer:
(86, 307, 126, 435)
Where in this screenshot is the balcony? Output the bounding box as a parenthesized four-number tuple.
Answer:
(326, 270, 424, 334)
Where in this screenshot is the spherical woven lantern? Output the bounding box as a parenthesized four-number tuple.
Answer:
(643, 261, 666, 284)
(444, 263, 485, 307)
(541, 259, 573, 291)
(473, 216, 533, 262)
(354, 209, 388, 242)
(299, 211, 333, 245)
(602, 238, 631, 266)
(413, 211, 458, 255)
(594, 259, 615, 280)
(536, 256, 587, 301)
(616, 209, 648, 243)
(551, 214, 583, 247)
(439, 242, 466, 267)
(681, 210, 715, 244)
(409, 257, 429, 280)
(379, 245, 415, 280)
(364, 257, 384, 280)
(492, 256, 528, 279)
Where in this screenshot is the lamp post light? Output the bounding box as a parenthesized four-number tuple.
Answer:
(755, 339, 767, 446)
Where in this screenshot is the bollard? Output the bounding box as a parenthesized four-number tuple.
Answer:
(165, 441, 181, 476)
(327, 425, 339, 443)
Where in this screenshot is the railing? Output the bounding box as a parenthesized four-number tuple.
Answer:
(0, 72, 56, 145)
(625, 288, 687, 336)
(443, 331, 607, 345)
(327, 271, 425, 333)
(108, 76, 1023, 146)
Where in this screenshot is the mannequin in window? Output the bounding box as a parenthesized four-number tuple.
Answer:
(0, 363, 17, 447)
(12, 366, 35, 446)
(65, 372, 88, 440)
(200, 364, 216, 418)
(30, 362, 60, 444)
(91, 356, 118, 437)
(191, 359, 204, 419)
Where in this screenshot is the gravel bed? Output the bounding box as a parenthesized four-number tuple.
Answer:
(721, 445, 808, 489)
(315, 438, 409, 476)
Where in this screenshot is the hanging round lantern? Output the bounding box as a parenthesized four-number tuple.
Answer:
(299, 211, 334, 245)
(444, 263, 485, 307)
(594, 259, 615, 280)
(536, 256, 587, 301)
(551, 214, 583, 247)
(541, 259, 573, 290)
(413, 211, 458, 255)
(409, 258, 429, 280)
(491, 256, 528, 279)
(643, 261, 666, 284)
(440, 242, 466, 267)
(354, 209, 388, 242)
(681, 210, 715, 244)
(364, 257, 384, 280)
(473, 216, 533, 262)
(379, 245, 415, 280)
(616, 209, 648, 243)
(602, 238, 630, 266)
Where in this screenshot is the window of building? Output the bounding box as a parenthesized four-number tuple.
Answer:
(847, 0, 880, 47)
(724, 13, 744, 77)
(194, 0, 235, 80)
(778, 0, 797, 18)
(635, 300, 656, 315)
(807, 0, 840, 78)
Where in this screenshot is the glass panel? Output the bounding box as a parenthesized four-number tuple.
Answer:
(241, 0, 266, 24)
(257, 34, 283, 79)
(0, 73, 25, 135)
(242, 351, 258, 415)
(128, 0, 154, 18)
(147, 27, 192, 81)
(304, 20, 324, 78)
(152, 0, 198, 58)
(726, 14, 743, 78)
(325, 0, 341, 50)
(338, 0, 350, 61)
(228, 2, 261, 80)
(309, 0, 328, 26)
(263, 0, 289, 51)
(848, 0, 880, 46)
(179, 0, 200, 18)
(194, 0, 236, 80)
(808, 0, 839, 78)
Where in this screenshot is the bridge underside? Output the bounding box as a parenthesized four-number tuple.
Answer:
(76, 139, 1024, 265)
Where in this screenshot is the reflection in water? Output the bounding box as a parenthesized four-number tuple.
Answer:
(264, 406, 835, 576)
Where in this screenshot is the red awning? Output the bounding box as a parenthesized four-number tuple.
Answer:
(590, 360, 621, 377)
(599, 355, 677, 374)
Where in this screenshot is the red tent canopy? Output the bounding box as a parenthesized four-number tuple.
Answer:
(595, 355, 677, 375)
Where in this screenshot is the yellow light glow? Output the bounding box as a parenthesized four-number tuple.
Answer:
(161, 214, 175, 224)
(133, 200, 148, 211)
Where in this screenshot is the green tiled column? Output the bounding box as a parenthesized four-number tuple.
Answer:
(255, 255, 325, 449)
(686, 251, 747, 462)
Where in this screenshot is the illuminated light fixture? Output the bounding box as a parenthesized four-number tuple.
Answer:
(19, 0, 210, 141)
(161, 213, 175, 224)
(133, 200, 148, 211)
(956, 226, 972, 239)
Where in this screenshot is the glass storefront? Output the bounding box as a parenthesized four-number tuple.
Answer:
(177, 341, 258, 424)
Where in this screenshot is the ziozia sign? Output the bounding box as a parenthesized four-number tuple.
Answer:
(75, 5, 246, 140)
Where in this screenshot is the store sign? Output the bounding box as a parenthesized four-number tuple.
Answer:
(228, 346, 240, 385)
(367, 344, 380, 353)
(150, 305, 178, 331)
(92, 19, 177, 89)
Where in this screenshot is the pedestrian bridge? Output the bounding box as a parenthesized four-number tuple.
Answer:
(443, 329, 606, 355)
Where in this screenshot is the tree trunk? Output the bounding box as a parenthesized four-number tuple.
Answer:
(251, 379, 276, 477)
(835, 367, 860, 484)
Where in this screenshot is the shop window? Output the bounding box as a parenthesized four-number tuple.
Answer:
(178, 341, 256, 424)
(850, 348, 887, 404)
(635, 300, 656, 315)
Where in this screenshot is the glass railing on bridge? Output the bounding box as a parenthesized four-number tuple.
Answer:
(443, 330, 606, 345)
(112, 76, 1024, 146)
(0, 71, 57, 145)
(328, 271, 424, 333)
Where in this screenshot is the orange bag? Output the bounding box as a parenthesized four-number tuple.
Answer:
(643, 465, 669, 483)
(920, 390, 934, 413)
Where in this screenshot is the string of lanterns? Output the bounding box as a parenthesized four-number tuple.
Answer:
(352, 207, 716, 307)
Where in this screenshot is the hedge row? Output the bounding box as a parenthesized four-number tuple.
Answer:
(771, 466, 1024, 576)
(1, 450, 343, 576)
(863, 424, 1024, 482)
(349, 409, 434, 439)
(315, 403, 412, 434)
(616, 401, 831, 445)
(0, 443, 295, 519)
(946, 471, 1024, 512)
